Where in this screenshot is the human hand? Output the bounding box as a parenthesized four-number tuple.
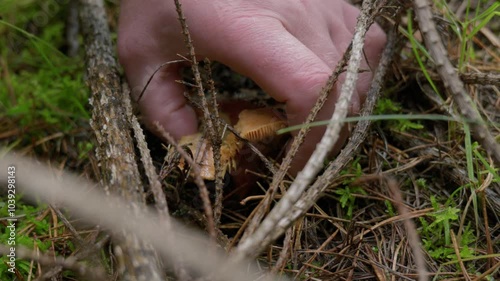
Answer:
(118, 0, 386, 174)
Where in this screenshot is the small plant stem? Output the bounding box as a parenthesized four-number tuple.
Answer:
(204, 58, 225, 206)
(480, 191, 494, 269)
(173, 0, 224, 227)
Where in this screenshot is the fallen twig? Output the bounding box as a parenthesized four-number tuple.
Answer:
(413, 0, 500, 165)
(235, 0, 385, 259)
(263, 16, 398, 248)
(239, 4, 353, 245)
(0, 244, 107, 281)
(79, 0, 163, 279)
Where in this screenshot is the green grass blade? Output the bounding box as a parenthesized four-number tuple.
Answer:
(277, 114, 476, 135)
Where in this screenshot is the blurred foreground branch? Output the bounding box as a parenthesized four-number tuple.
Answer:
(0, 153, 282, 281)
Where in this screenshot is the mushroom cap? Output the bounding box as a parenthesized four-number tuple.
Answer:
(178, 108, 287, 181)
(234, 108, 287, 142)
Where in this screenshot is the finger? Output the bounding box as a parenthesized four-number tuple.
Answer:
(137, 65, 198, 139)
(204, 19, 350, 173)
(206, 19, 333, 120)
(117, 35, 197, 140)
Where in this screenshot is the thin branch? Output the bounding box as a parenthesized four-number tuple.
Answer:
(452, 72, 499, 86)
(235, 0, 381, 259)
(413, 0, 500, 164)
(204, 58, 226, 219)
(264, 25, 397, 249)
(173, 0, 225, 225)
(127, 84, 170, 218)
(239, 17, 352, 245)
(79, 0, 163, 279)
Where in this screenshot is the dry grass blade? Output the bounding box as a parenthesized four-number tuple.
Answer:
(235, 0, 383, 260)
(450, 231, 472, 281)
(386, 177, 428, 281)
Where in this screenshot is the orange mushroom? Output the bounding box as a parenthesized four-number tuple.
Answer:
(178, 107, 287, 181)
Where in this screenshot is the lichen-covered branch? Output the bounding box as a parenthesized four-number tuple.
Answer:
(78, 0, 163, 280)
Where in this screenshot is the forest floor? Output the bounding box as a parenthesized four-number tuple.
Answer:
(1, 0, 499, 280)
